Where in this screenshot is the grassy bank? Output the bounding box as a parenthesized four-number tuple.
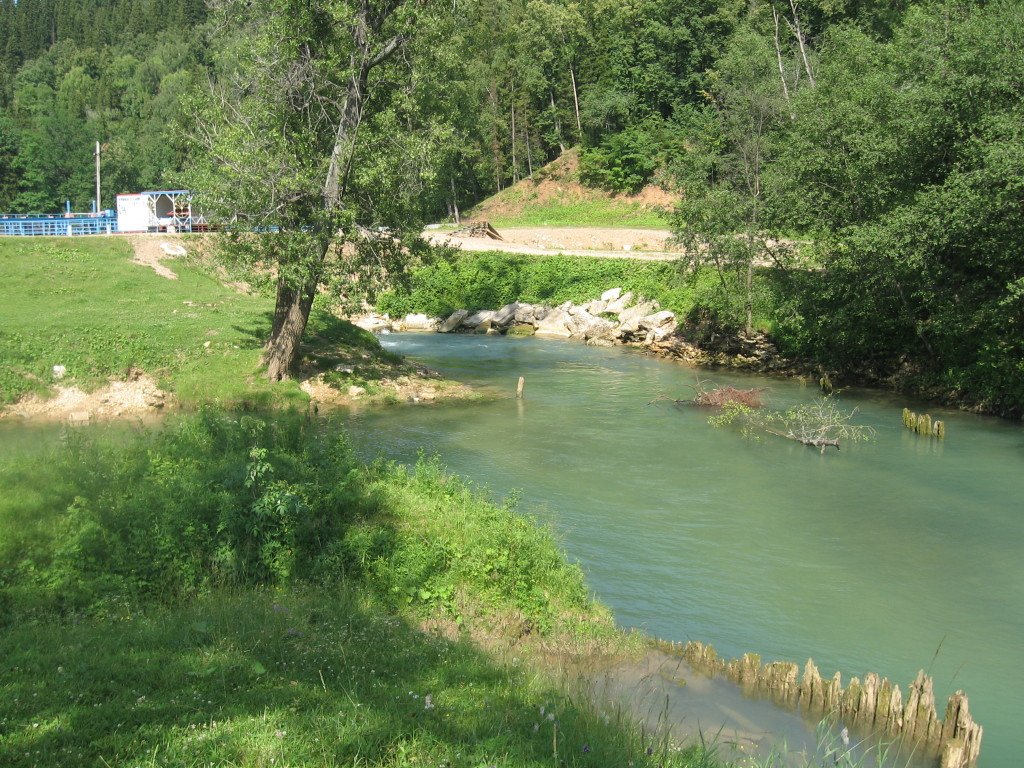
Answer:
(480, 197, 670, 229)
(0, 237, 425, 411)
(0, 235, 725, 767)
(378, 250, 776, 334)
(0, 410, 722, 768)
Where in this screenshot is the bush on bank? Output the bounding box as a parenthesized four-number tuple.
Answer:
(377, 250, 777, 334)
(0, 409, 731, 767)
(0, 409, 604, 637)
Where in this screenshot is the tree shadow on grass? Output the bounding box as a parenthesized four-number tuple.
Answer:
(231, 310, 404, 371)
(0, 589, 665, 768)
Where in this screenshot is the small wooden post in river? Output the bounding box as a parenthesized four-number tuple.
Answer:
(516, 376, 525, 399)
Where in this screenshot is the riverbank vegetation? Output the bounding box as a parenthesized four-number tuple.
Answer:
(377, 249, 776, 338)
(0, 409, 727, 768)
(2, 0, 1020, 412)
(0, 234, 728, 765)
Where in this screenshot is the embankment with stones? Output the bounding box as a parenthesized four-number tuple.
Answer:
(356, 287, 788, 372)
(657, 639, 982, 768)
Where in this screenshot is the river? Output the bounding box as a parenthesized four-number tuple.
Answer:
(345, 333, 1024, 767)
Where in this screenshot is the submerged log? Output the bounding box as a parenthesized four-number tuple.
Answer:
(766, 428, 841, 452)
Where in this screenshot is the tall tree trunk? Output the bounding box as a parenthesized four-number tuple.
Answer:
(551, 91, 565, 152)
(745, 258, 754, 335)
(488, 79, 503, 191)
(265, 276, 318, 381)
(510, 83, 518, 183)
(263, 4, 403, 381)
(787, 0, 816, 87)
(569, 63, 582, 138)
(450, 177, 460, 224)
(772, 8, 791, 103)
(524, 115, 534, 179)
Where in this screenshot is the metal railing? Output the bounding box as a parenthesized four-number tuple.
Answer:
(0, 212, 118, 237)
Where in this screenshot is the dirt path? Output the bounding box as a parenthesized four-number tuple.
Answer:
(128, 235, 182, 279)
(424, 226, 682, 261)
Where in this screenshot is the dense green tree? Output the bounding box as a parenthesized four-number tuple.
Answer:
(187, 0, 449, 380)
(766, 0, 1024, 413)
(673, 22, 788, 333)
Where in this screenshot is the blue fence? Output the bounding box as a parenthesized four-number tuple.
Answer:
(0, 212, 118, 237)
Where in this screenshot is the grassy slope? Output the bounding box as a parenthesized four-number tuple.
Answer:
(0, 237, 413, 408)
(0, 412, 719, 768)
(2, 590, 665, 768)
(463, 149, 671, 229)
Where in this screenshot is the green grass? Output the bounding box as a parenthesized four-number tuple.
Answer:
(0, 410, 725, 768)
(481, 198, 670, 229)
(0, 237, 411, 408)
(0, 236, 730, 767)
(377, 250, 777, 334)
(0, 587, 723, 768)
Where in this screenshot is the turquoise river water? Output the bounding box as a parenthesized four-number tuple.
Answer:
(344, 333, 1024, 766)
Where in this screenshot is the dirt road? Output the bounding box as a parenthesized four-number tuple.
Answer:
(423, 226, 682, 261)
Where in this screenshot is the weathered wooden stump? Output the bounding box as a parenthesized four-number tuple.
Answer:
(664, 640, 981, 766)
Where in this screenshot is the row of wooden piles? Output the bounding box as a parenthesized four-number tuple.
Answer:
(655, 639, 982, 767)
(904, 407, 946, 438)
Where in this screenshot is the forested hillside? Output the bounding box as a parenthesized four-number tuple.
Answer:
(0, 0, 206, 211)
(1, 0, 1021, 413)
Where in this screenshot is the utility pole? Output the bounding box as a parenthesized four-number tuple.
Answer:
(95, 141, 101, 213)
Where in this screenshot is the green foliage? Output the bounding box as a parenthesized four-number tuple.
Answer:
(0, 5, 203, 211)
(0, 409, 606, 638)
(0, 587, 722, 768)
(708, 396, 875, 449)
(0, 411, 359, 613)
(0, 404, 738, 766)
(0, 236, 408, 408)
(579, 119, 666, 193)
(376, 248, 778, 337)
(765, 0, 1024, 415)
(376, 250, 741, 322)
(486, 196, 670, 229)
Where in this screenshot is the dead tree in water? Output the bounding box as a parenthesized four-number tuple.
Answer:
(765, 399, 873, 453)
(650, 377, 766, 409)
(705, 397, 873, 453)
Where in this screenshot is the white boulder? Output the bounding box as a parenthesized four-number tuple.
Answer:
(535, 309, 573, 338)
(461, 309, 495, 327)
(639, 310, 676, 330)
(567, 310, 616, 341)
(399, 313, 438, 332)
(605, 291, 634, 314)
(491, 302, 520, 328)
(354, 314, 392, 333)
(439, 309, 469, 333)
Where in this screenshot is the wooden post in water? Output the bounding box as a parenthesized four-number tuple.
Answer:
(669, 640, 981, 766)
(516, 376, 525, 398)
(903, 408, 946, 439)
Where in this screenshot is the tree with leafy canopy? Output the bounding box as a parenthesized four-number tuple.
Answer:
(186, 0, 445, 381)
(672, 22, 789, 335)
(766, 0, 1024, 414)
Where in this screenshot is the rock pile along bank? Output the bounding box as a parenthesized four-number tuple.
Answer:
(356, 287, 787, 373)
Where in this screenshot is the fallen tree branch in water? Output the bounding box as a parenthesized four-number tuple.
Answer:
(709, 397, 874, 452)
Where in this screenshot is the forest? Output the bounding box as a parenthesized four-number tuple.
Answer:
(1, 0, 1021, 413)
